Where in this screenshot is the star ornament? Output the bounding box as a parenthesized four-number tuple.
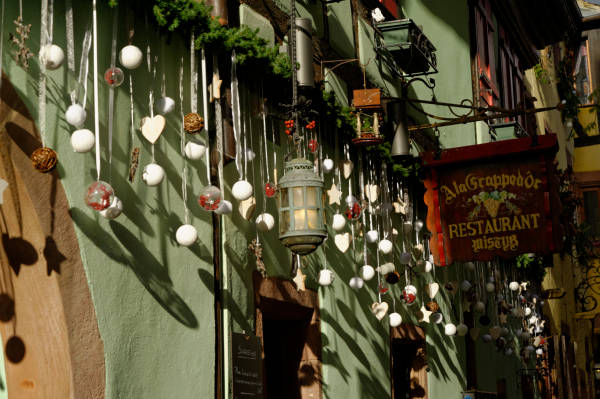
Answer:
(417, 305, 432, 323)
(293, 267, 306, 291)
(327, 183, 342, 205)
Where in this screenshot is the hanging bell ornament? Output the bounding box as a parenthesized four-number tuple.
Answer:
(184, 113, 204, 134)
(31, 147, 58, 173)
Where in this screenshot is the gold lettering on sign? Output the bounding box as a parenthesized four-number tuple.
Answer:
(447, 213, 541, 239)
(440, 170, 542, 204)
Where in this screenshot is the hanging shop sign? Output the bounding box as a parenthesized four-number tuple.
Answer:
(422, 134, 563, 266)
(232, 332, 264, 399)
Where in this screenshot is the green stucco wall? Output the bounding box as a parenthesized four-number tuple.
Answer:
(2, 2, 214, 398)
(3, 0, 536, 397)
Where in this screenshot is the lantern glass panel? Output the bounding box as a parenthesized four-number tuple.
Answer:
(292, 187, 304, 207)
(281, 210, 290, 233)
(294, 209, 306, 230)
(306, 187, 317, 207)
(307, 209, 318, 229)
(280, 187, 289, 207)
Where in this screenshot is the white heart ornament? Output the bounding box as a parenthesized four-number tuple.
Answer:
(426, 283, 439, 299)
(371, 302, 389, 320)
(365, 184, 379, 202)
(334, 233, 351, 253)
(141, 115, 166, 144)
(238, 196, 256, 220)
(342, 160, 354, 179)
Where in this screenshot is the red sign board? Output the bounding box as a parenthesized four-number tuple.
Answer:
(422, 135, 562, 266)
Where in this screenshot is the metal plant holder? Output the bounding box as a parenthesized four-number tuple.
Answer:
(374, 19, 437, 77)
(278, 158, 327, 255)
(351, 88, 384, 147)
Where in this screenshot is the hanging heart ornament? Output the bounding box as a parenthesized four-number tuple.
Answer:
(334, 232, 351, 253)
(141, 115, 166, 144)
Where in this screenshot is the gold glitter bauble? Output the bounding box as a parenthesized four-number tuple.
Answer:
(184, 112, 204, 134)
(31, 147, 57, 173)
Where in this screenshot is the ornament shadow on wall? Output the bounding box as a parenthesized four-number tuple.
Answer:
(70, 208, 201, 328)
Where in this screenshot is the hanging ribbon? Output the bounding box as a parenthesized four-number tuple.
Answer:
(0, 0, 5, 103)
(146, 44, 156, 161)
(64, 0, 75, 73)
(38, 0, 49, 146)
(74, 29, 92, 107)
(92, 0, 101, 180)
(201, 48, 211, 183)
(179, 57, 190, 224)
(231, 52, 242, 180)
(190, 33, 198, 114)
(107, 6, 119, 182)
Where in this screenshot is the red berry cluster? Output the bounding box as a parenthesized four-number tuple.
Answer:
(305, 120, 316, 129)
(284, 119, 295, 135)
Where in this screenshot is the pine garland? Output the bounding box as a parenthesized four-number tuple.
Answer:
(110, 0, 291, 78)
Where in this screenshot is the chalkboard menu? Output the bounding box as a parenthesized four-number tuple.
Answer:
(232, 332, 264, 399)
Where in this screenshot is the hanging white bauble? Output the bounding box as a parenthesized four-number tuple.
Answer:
(509, 281, 520, 291)
(214, 200, 232, 215)
(40, 44, 65, 70)
(142, 163, 165, 186)
(424, 260, 433, 273)
(318, 269, 334, 286)
(232, 180, 253, 201)
(65, 104, 87, 127)
(366, 229, 379, 243)
(525, 345, 535, 352)
(501, 327, 509, 336)
(474, 301, 486, 313)
(414, 219, 424, 232)
(444, 323, 457, 336)
(184, 140, 206, 160)
(322, 158, 334, 173)
(456, 323, 469, 336)
(155, 96, 176, 115)
(460, 280, 472, 291)
(485, 282, 495, 293)
(378, 239, 393, 254)
(465, 261, 475, 271)
(360, 265, 375, 281)
(119, 45, 143, 69)
(524, 307, 532, 316)
(255, 213, 275, 232)
(431, 313, 443, 324)
(175, 224, 198, 246)
(377, 262, 395, 275)
(389, 312, 402, 327)
(399, 252, 411, 265)
(246, 148, 256, 162)
(505, 347, 514, 356)
(533, 345, 546, 358)
(349, 276, 364, 289)
(71, 129, 95, 152)
(482, 334, 493, 343)
(332, 213, 346, 231)
(99, 196, 123, 219)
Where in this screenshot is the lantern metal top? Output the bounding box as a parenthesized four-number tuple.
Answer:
(279, 158, 323, 187)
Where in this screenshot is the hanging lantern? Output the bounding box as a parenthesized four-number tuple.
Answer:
(278, 158, 327, 255)
(351, 88, 384, 147)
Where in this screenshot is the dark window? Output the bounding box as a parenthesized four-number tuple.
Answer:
(391, 326, 427, 399)
(474, 0, 499, 107)
(583, 190, 600, 238)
